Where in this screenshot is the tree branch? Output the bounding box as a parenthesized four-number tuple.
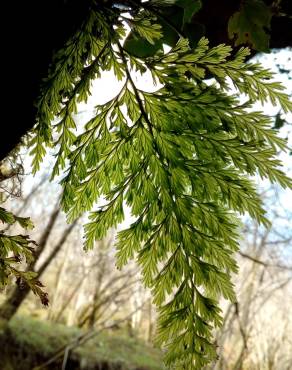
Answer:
(238, 251, 292, 271)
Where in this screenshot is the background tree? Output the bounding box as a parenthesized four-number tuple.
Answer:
(0, 168, 146, 332)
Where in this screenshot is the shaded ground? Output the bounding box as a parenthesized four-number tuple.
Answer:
(0, 316, 165, 370)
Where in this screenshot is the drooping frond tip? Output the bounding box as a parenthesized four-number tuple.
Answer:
(30, 7, 292, 368)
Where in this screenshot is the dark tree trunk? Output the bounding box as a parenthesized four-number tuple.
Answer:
(0, 288, 31, 321)
(0, 0, 91, 162)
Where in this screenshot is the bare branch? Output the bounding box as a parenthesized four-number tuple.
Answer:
(238, 251, 292, 271)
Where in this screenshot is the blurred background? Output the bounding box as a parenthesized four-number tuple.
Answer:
(0, 50, 291, 370)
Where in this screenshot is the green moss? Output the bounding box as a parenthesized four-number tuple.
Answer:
(0, 316, 165, 370)
(8, 315, 79, 354)
(77, 333, 164, 370)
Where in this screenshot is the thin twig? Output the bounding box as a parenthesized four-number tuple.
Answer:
(239, 251, 292, 271)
